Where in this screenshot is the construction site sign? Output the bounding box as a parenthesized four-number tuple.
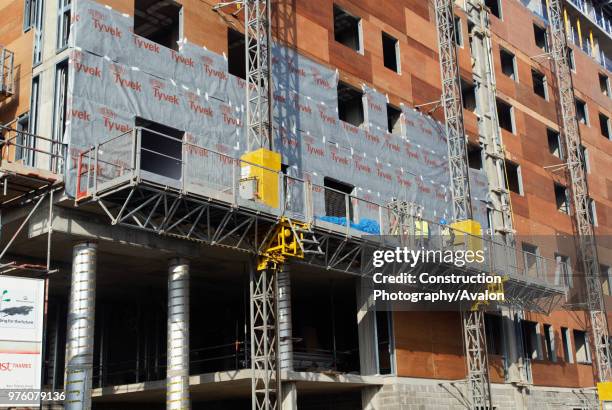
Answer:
(0, 276, 45, 407)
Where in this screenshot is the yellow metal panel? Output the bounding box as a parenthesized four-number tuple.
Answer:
(450, 219, 483, 252)
(240, 148, 281, 208)
(598, 382, 612, 401)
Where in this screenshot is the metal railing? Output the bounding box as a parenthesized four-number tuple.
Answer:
(91, 341, 248, 388)
(0, 46, 14, 97)
(566, 0, 612, 37)
(77, 127, 570, 288)
(0, 125, 66, 174)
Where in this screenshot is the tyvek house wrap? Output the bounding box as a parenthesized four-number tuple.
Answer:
(66, 0, 489, 232)
(362, 85, 388, 130)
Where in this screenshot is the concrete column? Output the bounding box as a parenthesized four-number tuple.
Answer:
(356, 277, 378, 376)
(281, 381, 298, 410)
(167, 258, 190, 410)
(64, 242, 97, 410)
(361, 386, 381, 410)
(278, 264, 293, 372)
(501, 309, 521, 383)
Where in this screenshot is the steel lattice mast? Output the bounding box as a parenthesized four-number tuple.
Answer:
(546, 0, 612, 382)
(434, 0, 492, 407)
(243, 1, 279, 409)
(245, 0, 273, 151)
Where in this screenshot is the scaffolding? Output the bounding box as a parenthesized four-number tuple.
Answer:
(433, 0, 492, 407)
(546, 0, 612, 382)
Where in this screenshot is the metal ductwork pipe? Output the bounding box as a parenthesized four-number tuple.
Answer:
(64, 242, 97, 410)
(277, 264, 293, 371)
(167, 258, 190, 410)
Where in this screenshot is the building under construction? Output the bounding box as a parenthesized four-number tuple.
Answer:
(0, 0, 611, 408)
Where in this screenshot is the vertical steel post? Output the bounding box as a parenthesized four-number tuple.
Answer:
(250, 262, 278, 410)
(434, 0, 491, 407)
(546, 0, 611, 382)
(64, 242, 97, 410)
(245, 0, 273, 151)
(167, 258, 190, 410)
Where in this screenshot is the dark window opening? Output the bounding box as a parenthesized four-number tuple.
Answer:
(600, 73, 611, 97)
(376, 310, 393, 375)
(568, 48, 576, 71)
(576, 99, 588, 125)
(531, 69, 547, 99)
(53, 60, 69, 144)
(468, 144, 483, 170)
(134, 0, 182, 51)
(599, 113, 611, 139)
(334, 5, 361, 52)
(588, 198, 597, 226)
(521, 320, 541, 360)
(561, 327, 573, 363)
(382, 32, 399, 72)
(23, 0, 41, 31)
(16, 112, 29, 135)
(544, 324, 555, 361)
(136, 118, 184, 180)
(30, 76, 40, 136)
(505, 160, 522, 194)
(57, 0, 72, 49)
(554, 183, 570, 214)
(228, 28, 246, 79)
(580, 144, 589, 173)
(556, 253, 571, 287)
(547, 128, 562, 158)
(485, 0, 502, 19)
(324, 177, 354, 219)
(500, 48, 517, 80)
(338, 82, 364, 127)
(573, 330, 590, 363)
(461, 79, 476, 111)
(601, 265, 611, 296)
(497, 99, 515, 133)
(522, 242, 540, 277)
(533, 24, 548, 51)
(485, 314, 504, 356)
(454, 16, 463, 46)
(387, 104, 401, 135)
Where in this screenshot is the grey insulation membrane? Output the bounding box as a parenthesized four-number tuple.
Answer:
(66, 0, 490, 228)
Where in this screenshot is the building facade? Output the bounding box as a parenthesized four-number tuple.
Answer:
(0, 0, 611, 409)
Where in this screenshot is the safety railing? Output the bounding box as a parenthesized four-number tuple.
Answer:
(91, 340, 248, 388)
(0, 125, 66, 174)
(77, 127, 570, 288)
(566, 0, 612, 37)
(0, 46, 14, 97)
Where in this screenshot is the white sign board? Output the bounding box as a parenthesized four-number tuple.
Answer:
(0, 276, 45, 407)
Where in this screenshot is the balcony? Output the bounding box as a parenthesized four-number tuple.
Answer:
(0, 125, 66, 203)
(0, 46, 14, 99)
(75, 127, 567, 312)
(566, 0, 612, 38)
